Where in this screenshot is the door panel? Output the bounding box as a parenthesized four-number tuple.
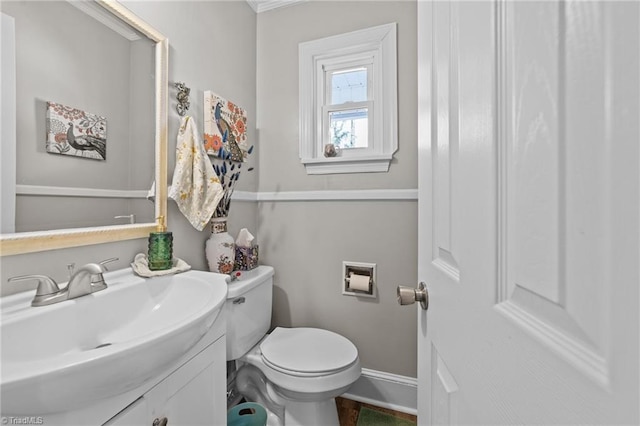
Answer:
(417, 1, 639, 424)
(497, 0, 611, 386)
(432, 0, 461, 280)
(430, 345, 459, 426)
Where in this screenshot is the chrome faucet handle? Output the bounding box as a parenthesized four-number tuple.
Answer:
(98, 257, 119, 271)
(8, 275, 65, 307)
(8, 274, 60, 295)
(87, 258, 118, 291)
(67, 263, 107, 299)
(91, 258, 119, 291)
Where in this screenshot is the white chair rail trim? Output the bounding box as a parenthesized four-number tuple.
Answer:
(16, 185, 148, 199)
(235, 189, 418, 202)
(16, 185, 418, 202)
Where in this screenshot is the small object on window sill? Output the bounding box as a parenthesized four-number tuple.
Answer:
(324, 143, 339, 158)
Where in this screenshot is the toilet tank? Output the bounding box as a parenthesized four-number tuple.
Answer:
(225, 265, 274, 360)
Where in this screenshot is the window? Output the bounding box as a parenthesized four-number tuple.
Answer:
(325, 65, 370, 150)
(299, 23, 397, 174)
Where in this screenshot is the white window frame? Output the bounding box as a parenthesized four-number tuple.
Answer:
(299, 23, 398, 174)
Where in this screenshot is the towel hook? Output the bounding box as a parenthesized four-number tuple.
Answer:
(175, 82, 190, 116)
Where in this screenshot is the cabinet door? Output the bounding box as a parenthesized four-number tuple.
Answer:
(161, 361, 219, 425)
(149, 338, 226, 426)
(104, 337, 227, 426)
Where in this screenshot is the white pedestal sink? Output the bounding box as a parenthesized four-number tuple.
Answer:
(1, 268, 228, 416)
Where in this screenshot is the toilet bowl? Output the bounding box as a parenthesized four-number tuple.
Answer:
(225, 266, 361, 426)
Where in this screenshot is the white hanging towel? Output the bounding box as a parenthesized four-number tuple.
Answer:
(169, 116, 223, 231)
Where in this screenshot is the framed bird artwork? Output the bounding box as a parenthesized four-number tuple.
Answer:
(203, 91, 248, 162)
(46, 102, 107, 161)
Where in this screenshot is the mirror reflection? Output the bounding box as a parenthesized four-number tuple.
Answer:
(1, 0, 156, 233)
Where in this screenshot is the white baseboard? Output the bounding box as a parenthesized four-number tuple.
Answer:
(341, 368, 417, 416)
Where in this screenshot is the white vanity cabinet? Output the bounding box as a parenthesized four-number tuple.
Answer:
(0, 268, 229, 426)
(104, 336, 226, 426)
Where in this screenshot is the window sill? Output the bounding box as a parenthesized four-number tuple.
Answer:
(301, 155, 393, 175)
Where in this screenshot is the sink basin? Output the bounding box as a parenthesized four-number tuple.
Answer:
(1, 268, 228, 415)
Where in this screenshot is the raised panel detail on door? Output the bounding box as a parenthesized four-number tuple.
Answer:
(431, 1, 460, 281)
(495, 0, 610, 386)
(430, 344, 459, 426)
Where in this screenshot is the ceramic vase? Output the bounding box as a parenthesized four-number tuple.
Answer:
(205, 217, 235, 274)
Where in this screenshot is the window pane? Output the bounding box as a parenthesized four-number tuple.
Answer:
(330, 67, 367, 104)
(329, 108, 368, 149)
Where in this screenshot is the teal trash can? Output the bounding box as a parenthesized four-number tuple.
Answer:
(227, 402, 268, 426)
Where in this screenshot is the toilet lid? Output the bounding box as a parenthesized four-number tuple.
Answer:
(260, 327, 358, 374)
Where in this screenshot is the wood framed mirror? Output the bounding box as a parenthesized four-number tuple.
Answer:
(0, 0, 168, 256)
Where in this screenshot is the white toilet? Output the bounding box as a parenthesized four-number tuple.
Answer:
(225, 265, 361, 426)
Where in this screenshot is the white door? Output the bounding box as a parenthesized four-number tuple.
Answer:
(415, 1, 639, 424)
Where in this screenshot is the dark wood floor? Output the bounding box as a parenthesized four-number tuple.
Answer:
(336, 397, 417, 426)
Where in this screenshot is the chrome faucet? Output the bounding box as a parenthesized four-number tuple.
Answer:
(8, 257, 118, 307)
(66, 262, 108, 300)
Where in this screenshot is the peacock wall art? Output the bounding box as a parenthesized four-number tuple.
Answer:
(203, 91, 248, 163)
(46, 101, 107, 161)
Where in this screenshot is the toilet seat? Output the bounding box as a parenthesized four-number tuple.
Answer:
(240, 327, 361, 397)
(260, 327, 358, 377)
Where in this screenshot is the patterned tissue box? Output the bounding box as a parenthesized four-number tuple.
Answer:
(235, 245, 259, 271)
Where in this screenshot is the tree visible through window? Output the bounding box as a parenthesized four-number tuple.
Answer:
(330, 109, 368, 148)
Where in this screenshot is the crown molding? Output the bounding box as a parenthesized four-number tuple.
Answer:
(246, 0, 308, 13)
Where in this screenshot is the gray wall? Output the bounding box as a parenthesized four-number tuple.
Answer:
(255, 1, 418, 377)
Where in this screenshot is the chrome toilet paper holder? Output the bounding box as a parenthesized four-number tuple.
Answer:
(342, 262, 376, 298)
